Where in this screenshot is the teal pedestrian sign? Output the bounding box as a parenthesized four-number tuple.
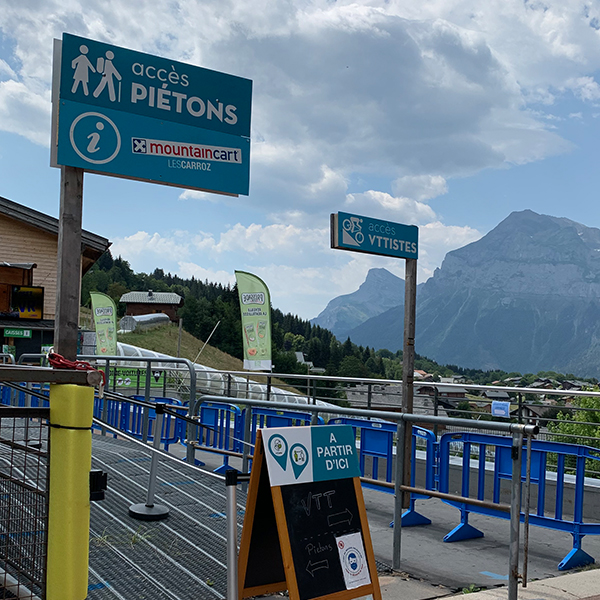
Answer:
(264, 426, 360, 486)
(331, 211, 418, 259)
(52, 33, 252, 196)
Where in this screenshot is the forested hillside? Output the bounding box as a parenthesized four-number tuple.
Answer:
(82, 251, 594, 386)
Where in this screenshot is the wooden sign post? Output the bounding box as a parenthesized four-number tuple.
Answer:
(238, 426, 382, 600)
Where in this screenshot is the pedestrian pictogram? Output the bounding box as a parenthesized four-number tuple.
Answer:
(71, 45, 122, 102)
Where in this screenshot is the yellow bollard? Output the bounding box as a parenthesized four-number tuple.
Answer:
(46, 384, 94, 600)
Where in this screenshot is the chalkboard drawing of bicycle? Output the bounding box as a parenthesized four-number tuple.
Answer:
(342, 216, 364, 246)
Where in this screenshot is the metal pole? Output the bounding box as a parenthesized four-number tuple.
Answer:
(402, 258, 417, 509)
(433, 387, 439, 439)
(177, 317, 183, 358)
(142, 361, 152, 443)
(518, 393, 523, 424)
(241, 407, 252, 492)
(25, 382, 32, 408)
(129, 404, 169, 520)
(367, 383, 372, 409)
(392, 419, 406, 571)
(186, 360, 198, 465)
(101, 359, 110, 436)
(508, 430, 524, 600)
(146, 407, 163, 506)
(226, 470, 239, 600)
(522, 433, 533, 587)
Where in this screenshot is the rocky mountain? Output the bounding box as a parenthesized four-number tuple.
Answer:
(311, 268, 404, 340)
(344, 210, 600, 377)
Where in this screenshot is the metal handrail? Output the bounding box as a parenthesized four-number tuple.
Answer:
(197, 368, 600, 399)
(78, 355, 197, 463)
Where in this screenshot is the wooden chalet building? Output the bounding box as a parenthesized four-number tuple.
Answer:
(0, 196, 110, 358)
(120, 290, 183, 322)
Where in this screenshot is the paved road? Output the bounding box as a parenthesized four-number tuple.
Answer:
(363, 486, 600, 593)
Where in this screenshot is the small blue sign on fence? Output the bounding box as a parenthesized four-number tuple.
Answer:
(491, 401, 511, 418)
(52, 33, 252, 196)
(331, 212, 418, 259)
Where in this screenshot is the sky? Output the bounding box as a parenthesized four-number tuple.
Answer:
(1, 1, 600, 320)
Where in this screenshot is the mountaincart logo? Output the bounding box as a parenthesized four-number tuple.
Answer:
(95, 307, 114, 317)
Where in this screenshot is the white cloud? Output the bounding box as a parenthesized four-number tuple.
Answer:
(345, 191, 437, 224)
(176, 262, 234, 287)
(418, 221, 482, 279)
(0, 80, 50, 145)
(1, 0, 595, 199)
(179, 189, 221, 204)
(392, 175, 448, 202)
(0, 59, 16, 80)
(566, 77, 600, 102)
(110, 231, 192, 264)
(213, 223, 328, 258)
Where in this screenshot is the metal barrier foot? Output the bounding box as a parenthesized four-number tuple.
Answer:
(400, 509, 432, 527)
(214, 464, 240, 475)
(558, 547, 595, 571)
(443, 522, 484, 542)
(129, 502, 170, 521)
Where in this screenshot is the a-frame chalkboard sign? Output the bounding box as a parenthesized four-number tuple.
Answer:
(238, 425, 382, 600)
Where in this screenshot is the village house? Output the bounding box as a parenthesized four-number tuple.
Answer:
(120, 290, 184, 322)
(0, 196, 110, 358)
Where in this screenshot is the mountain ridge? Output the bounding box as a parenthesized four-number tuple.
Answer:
(311, 267, 405, 340)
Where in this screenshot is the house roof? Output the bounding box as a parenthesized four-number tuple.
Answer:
(484, 390, 511, 399)
(416, 384, 466, 394)
(0, 318, 56, 330)
(0, 262, 37, 270)
(0, 196, 111, 273)
(120, 291, 183, 305)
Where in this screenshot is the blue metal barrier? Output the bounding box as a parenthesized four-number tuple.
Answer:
(329, 418, 438, 527)
(400, 426, 438, 526)
(327, 418, 396, 490)
(188, 401, 241, 474)
(243, 407, 324, 448)
(438, 432, 600, 570)
(124, 396, 183, 451)
(0, 383, 49, 407)
(93, 395, 126, 437)
(240, 407, 324, 471)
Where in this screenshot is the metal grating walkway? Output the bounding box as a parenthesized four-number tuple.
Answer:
(88, 434, 246, 600)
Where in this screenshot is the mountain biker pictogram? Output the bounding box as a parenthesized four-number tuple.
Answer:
(342, 216, 364, 246)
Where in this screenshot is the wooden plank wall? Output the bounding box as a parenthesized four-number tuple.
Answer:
(0, 217, 60, 320)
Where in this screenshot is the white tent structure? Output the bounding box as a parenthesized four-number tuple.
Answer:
(114, 341, 335, 409)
